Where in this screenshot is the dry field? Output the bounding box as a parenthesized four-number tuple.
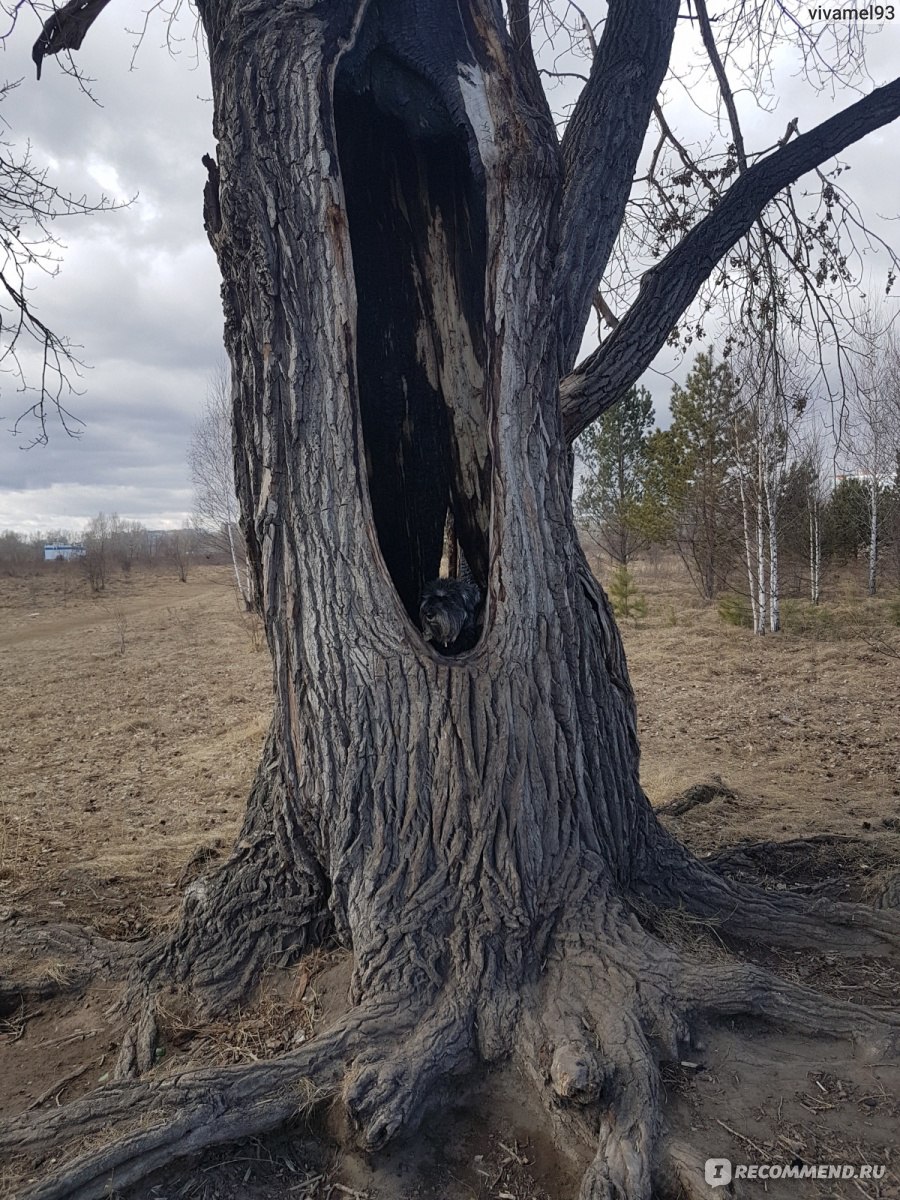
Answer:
(1, 560, 899, 1199)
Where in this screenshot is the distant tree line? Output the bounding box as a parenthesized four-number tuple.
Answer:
(0, 516, 220, 588)
(576, 344, 900, 630)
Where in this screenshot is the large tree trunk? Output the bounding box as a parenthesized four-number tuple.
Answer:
(9, 3, 900, 1198)
(199, 0, 656, 1057)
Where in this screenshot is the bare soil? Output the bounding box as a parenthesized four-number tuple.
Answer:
(1, 561, 898, 1199)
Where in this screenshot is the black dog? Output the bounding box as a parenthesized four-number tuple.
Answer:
(419, 577, 482, 653)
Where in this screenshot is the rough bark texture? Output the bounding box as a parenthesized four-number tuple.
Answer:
(11, 3, 900, 1198)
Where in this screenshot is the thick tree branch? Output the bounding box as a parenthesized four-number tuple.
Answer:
(506, 0, 545, 112)
(560, 75, 900, 444)
(554, 0, 680, 371)
(31, 0, 114, 80)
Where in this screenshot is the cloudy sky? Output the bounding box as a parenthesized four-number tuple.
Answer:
(0, 7, 221, 533)
(0, 6, 898, 534)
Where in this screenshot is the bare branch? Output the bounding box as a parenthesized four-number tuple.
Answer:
(560, 75, 900, 444)
(694, 0, 748, 172)
(0, 80, 126, 444)
(553, 0, 680, 369)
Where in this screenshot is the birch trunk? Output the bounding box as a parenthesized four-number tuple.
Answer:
(756, 444, 767, 636)
(739, 471, 759, 631)
(809, 496, 821, 605)
(868, 475, 879, 596)
(733, 420, 759, 632)
(225, 518, 251, 611)
(764, 469, 780, 633)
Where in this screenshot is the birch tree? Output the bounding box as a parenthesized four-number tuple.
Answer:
(730, 341, 807, 633)
(189, 363, 253, 609)
(8, 3, 900, 1198)
(844, 320, 900, 596)
(798, 420, 829, 606)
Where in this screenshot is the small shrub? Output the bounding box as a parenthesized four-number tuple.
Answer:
(608, 566, 647, 619)
(780, 599, 839, 638)
(717, 593, 752, 628)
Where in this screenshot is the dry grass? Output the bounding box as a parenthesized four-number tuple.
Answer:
(595, 552, 900, 854)
(0, 565, 270, 938)
(152, 947, 341, 1074)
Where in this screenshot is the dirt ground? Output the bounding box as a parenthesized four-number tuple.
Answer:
(1, 560, 898, 1199)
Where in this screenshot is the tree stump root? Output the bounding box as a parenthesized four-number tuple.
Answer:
(109, 826, 332, 1080)
(3, 878, 898, 1199)
(642, 829, 900, 955)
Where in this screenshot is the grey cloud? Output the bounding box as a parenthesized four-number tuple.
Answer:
(0, 8, 221, 528)
(1, 8, 899, 530)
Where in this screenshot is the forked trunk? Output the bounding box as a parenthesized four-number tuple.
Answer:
(199, 0, 648, 1041)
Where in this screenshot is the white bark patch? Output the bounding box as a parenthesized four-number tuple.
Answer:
(424, 208, 486, 464)
(457, 63, 498, 169)
(414, 318, 441, 391)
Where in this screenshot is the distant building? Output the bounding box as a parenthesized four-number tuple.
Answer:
(43, 544, 85, 562)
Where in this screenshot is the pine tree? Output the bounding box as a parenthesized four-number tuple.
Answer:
(642, 349, 740, 600)
(823, 477, 872, 562)
(575, 384, 655, 566)
(607, 564, 648, 619)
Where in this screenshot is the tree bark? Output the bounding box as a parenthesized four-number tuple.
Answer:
(193, 0, 657, 1046)
(809, 493, 821, 605)
(764, 465, 781, 633)
(868, 474, 879, 596)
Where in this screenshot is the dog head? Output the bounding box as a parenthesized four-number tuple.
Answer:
(420, 578, 481, 648)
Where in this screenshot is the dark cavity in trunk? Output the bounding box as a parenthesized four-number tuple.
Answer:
(335, 16, 491, 633)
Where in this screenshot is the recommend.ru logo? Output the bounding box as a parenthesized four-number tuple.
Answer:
(705, 1159, 733, 1187)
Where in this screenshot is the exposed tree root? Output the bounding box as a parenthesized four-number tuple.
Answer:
(678, 958, 900, 1048)
(113, 831, 329, 1077)
(0, 913, 130, 1012)
(115, 1006, 160, 1079)
(4, 830, 898, 1199)
(875, 869, 900, 910)
(344, 993, 475, 1148)
(639, 824, 900, 955)
(659, 1140, 718, 1200)
(516, 893, 898, 1200)
(576, 1013, 659, 1200)
(135, 732, 331, 1014)
(655, 775, 742, 818)
(1, 1009, 377, 1200)
(3, 889, 897, 1200)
